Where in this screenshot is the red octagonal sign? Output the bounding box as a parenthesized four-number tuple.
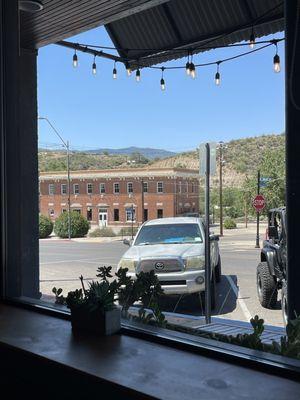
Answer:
(252, 194, 266, 213)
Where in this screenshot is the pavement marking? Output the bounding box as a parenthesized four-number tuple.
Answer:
(226, 275, 252, 322)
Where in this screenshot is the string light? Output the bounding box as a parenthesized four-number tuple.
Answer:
(125, 62, 132, 76)
(215, 62, 221, 85)
(92, 55, 97, 75)
(189, 62, 196, 79)
(273, 42, 281, 73)
(113, 61, 117, 79)
(185, 52, 191, 76)
(136, 68, 141, 82)
(249, 27, 255, 49)
(72, 49, 78, 68)
(160, 67, 166, 91)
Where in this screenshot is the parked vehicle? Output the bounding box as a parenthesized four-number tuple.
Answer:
(256, 207, 287, 324)
(118, 217, 221, 308)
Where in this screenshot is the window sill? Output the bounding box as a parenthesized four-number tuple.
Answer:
(0, 303, 300, 399)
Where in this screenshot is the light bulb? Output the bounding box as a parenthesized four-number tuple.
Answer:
(136, 69, 141, 82)
(249, 33, 255, 49)
(113, 66, 117, 79)
(273, 54, 280, 73)
(185, 62, 190, 76)
(72, 52, 78, 68)
(189, 63, 196, 79)
(92, 62, 97, 75)
(215, 71, 220, 85)
(125, 63, 132, 76)
(160, 78, 165, 91)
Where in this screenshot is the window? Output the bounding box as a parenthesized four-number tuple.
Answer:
(49, 208, 55, 217)
(100, 183, 105, 194)
(114, 183, 120, 194)
(73, 184, 79, 194)
(143, 181, 148, 193)
(114, 209, 119, 221)
(61, 209, 67, 213)
(127, 182, 133, 193)
(178, 181, 182, 193)
(157, 182, 164, 193)
(48, 184, 55, 195)
(191, 183, 195, 193)
(61, 184, 67, 195)
(73, 209, 81, 214)
(87, 183, 93, 194)
(126, 207, 135, 222)
(87, 208, 92, 221)
(135, 223, 202, 245)
(144, 209, 148, 221)
(157, 209, 163, 218)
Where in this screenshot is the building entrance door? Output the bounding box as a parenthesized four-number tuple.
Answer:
(98, 208, 108, 227)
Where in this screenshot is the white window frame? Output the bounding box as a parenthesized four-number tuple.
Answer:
(143, 181, 148, 193)
(87, 183, 93, 195)
(126, 207, 136, 222)
(114, 182, 120, 194)
(48, 184, 55, 195)
(100, 183, 105, 194)
(61, 183, 67, 195)
(73, 183, 79, 195)
(157, 181, 164, 193)
(127, 182, 133, 193)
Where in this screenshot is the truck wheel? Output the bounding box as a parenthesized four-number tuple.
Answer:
(257, 262, 277, 309)
(281, 282, 288, 326)
(215, 256, 222, 283)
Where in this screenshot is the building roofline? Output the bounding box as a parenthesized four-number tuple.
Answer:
(39, 167, 199, 178)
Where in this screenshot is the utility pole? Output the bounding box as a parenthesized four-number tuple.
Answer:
(255, 170, 260, 248)
(219, 142, 224, 236)
(38, 117, 71, 240)
(141, 179, 145, 223)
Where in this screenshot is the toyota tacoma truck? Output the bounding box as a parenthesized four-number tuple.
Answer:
(118, 217, 221, 308)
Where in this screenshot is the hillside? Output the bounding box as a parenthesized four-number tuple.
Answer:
(151, 133, 285, 187)
(39, 133, 285, 188)
(84, 146, 176, 159)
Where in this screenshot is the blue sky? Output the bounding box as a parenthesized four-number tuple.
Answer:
(37, 27, 285, 152)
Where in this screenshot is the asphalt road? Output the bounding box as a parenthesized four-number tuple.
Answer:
(39, 223, 284, 327)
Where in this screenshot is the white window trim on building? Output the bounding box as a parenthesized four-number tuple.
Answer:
(87, 183, 93, 194)
(127, 182, 133, 193)
(157, 181, 164, 193)
(61, 183, 67, 195)
(143, 181, 148, 193)
(48, 184, 55, 195)
(73, 184, 79, 195)
(114, 182, 120, 194)
(100, 183, 105, 194)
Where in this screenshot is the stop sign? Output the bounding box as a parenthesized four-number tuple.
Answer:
(252, 194, 266, 213)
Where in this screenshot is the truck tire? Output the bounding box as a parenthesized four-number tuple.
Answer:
(257, 262, 277, 309)
(215, 256, 222, 283)
(281, 281, 288, 326)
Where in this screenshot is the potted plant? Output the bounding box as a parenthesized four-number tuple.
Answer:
(66, 266, 122, 335)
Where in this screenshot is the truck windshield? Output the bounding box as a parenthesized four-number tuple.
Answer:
(135, 224, 203, 245)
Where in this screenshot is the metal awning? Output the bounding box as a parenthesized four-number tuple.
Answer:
(105, 0, 284, 68)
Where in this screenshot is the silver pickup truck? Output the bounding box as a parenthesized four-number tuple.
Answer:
(118, 217, 221, 308)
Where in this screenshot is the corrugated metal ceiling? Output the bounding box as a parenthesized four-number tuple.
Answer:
(105, 0, 284, 67)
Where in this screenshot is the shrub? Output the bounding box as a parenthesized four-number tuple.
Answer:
(39, 214, 53, 238)
(54, 211, 90, 238)
(118, 226, 139, 236)
(224, 217, 237, 229)
(89, 227, 116, 237)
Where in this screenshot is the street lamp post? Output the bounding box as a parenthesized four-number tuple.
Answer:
(218, 142, 224, 236)
(38, 117, 71, 240)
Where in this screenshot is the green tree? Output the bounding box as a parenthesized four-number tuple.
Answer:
(54, 211, 90, 238)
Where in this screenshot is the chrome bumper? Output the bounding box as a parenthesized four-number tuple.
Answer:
(127, 270, 206, 295)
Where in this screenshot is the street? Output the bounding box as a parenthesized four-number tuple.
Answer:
(39, 223, 284, 327)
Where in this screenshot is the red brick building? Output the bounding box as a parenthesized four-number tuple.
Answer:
(39, 168, 200, 229)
